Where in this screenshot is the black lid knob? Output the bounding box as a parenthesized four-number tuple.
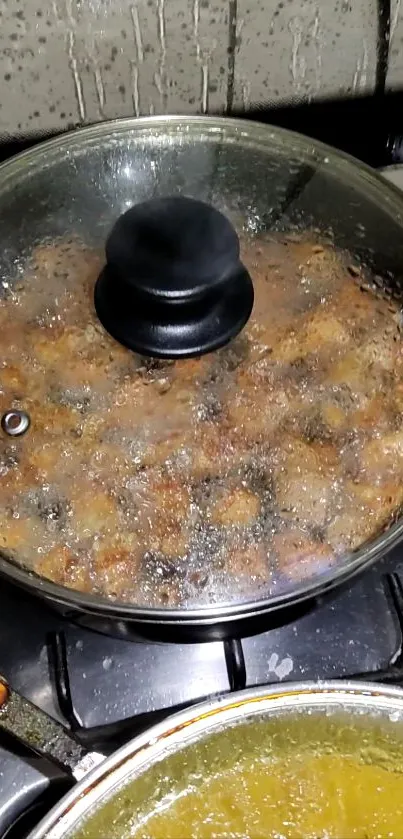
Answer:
(94, 196, 254, 359)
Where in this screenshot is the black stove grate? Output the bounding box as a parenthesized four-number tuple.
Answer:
(40, 565, 403, 754)
(349, 572, 403, 683)
(47, 630, 250, 753)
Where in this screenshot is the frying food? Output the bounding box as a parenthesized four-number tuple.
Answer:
(0, 233, 402, 607)
(73, 712, 403, 839)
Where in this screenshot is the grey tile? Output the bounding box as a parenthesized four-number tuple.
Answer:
(387, 0, 403, 89)
(0, 0, 229, 137)
(233, 0, 377, 108)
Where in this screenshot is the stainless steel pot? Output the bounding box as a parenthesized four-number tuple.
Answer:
(21, 681, 403, 839)
(380, 165, 403, 188)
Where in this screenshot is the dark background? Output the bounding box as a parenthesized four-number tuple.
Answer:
(2, 90, 403, 170)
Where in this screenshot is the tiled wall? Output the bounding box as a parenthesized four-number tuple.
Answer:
(0, 0, 400, 139)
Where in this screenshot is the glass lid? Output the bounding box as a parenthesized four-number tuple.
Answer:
(1, 115, 403, 614)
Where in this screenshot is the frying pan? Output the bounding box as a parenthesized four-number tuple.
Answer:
(1, 117, 403, 641)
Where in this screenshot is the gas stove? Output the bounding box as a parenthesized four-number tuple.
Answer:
(2, 92, 403, 836)
(1, 551, 403, 755)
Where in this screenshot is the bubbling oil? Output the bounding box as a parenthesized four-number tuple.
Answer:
(0, 233, 403, 608)
(72, 711, 403, 839)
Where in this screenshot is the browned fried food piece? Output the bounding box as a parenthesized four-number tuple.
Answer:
(226, 357, 300, 442)
(290, 240, 347, 292)
(321, 392, 393, 436)
(26, 240, 103, 324)
(0, 365, 29, 399)
(134, 474, 193, 558)
(360, 431, 403, 479)
(37, 546, 90, 591)
(274, 529, 336, 582)
(0, 510, 47, 559)
(325, 480, 403, 552)
(347, 479, 403, 516)
(190, 422, 236, 479)
(210, 487, 261, 527)
(91, 534, 145, 599)
(275, 437, 341, 528)
(225, 541, 269, 583)
(271, 310, 351, 366)
(327, 510, 380, 553)
(70, 484, 121, 540)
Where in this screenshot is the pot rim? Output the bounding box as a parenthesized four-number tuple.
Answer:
(28, 679, 403, 839)
(2, 114, 403, 624)
(1, 516, 402, 625)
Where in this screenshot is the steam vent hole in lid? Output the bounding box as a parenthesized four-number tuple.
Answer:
(94, 196, 255, 359)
